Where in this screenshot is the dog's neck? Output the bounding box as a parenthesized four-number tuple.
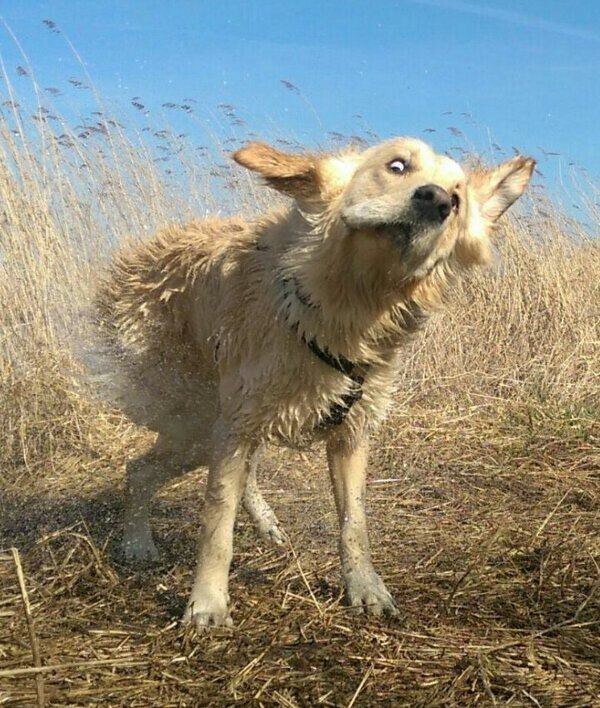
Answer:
(266, 207, 446, 361)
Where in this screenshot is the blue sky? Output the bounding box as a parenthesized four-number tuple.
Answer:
(1, 1, 599, 196)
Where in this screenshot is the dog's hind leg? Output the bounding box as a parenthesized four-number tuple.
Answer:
(122, 432, 210, 562)
(242, 445, 285, 545)
(327, 436, 398, 617)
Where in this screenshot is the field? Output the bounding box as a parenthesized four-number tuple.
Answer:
(0, 71, 599, 706)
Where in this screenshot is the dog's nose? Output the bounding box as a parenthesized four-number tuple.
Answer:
(412, 184, 452, 222)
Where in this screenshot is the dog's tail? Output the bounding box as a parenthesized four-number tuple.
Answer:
(71, 297, 154, 424)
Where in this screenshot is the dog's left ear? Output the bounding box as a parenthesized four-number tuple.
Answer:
(471, 156, 536, 224)
(455, 156, 535, 267)
(232, 142, 320, 199)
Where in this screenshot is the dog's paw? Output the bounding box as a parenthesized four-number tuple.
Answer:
(122, 531, 159, 563)
(344, 567, 398, 617)
(245, 498, 286, 547)
(257, 520, 286, 546)
(183, 590, 232, 630)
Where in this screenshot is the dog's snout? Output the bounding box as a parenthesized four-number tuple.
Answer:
(412, 184, 452, 222)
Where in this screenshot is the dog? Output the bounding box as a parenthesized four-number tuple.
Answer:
(93, 136, 534, 628)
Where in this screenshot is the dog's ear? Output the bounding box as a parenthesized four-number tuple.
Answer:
(455, 156, 535, 268)
(232, 142, 320, 199)
(470, 156, 536, 224)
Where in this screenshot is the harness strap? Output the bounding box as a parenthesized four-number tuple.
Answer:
(257, 242, 369, 428)
(281, 275, 368, 428)
(302, 334, 364, 384)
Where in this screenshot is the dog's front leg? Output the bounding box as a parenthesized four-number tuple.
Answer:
(183, 418, 252, 629)
(327, 436, 398, 617)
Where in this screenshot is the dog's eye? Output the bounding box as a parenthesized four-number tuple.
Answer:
(451, 193, 460, 211)
(387, 159, 407, 174)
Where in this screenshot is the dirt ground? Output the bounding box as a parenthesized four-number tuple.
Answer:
(1, 410, 598, 707)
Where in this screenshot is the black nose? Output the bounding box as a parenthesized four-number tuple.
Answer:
(412, 184, 452, 222)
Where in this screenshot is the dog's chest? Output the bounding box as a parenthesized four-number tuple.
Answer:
(217, 277, 408, 447)
(232, 344, 397, 450)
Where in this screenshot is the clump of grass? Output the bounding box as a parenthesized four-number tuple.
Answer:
(0, 40, 598, 706)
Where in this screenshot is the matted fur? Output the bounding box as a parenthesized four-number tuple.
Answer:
(92, 136, 534, 626)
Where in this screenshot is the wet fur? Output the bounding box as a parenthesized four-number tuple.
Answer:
(96, 141, 534, 449)
(92, 137, 534, 624)
(95, 211, 444, 448)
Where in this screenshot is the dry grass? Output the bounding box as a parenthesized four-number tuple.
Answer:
(0, 64, 599, 706)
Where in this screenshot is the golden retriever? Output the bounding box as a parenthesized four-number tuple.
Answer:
(93, 137, 534, 628)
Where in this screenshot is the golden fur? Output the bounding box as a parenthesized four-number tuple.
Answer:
(96, 139, 533, 449)
(92, 137, 534, 626)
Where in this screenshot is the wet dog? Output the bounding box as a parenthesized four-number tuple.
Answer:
(93, 137, 534, 627)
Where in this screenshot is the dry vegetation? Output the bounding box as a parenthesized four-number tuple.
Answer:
(0, 59, 599, 707)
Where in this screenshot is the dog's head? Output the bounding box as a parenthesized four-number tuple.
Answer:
(233, 137, 535, 280)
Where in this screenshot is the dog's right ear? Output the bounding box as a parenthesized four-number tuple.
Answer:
(232, 142, 320, 199)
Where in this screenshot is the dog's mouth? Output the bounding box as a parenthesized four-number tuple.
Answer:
(373, 221, 416, 249)
(342, 209, 444, 256)
(341, 215, 448, 279)
(342, 214, 414, 241)
(370, 221, 449, 274)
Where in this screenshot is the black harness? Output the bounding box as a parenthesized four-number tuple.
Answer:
(279, 274, 368, 429)
(303, 332, 366, 428)
(255, 240, 369, 428)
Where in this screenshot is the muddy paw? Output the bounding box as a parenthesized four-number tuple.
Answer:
(183, 590, 232, 630)
(344, 567, 398, 617)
